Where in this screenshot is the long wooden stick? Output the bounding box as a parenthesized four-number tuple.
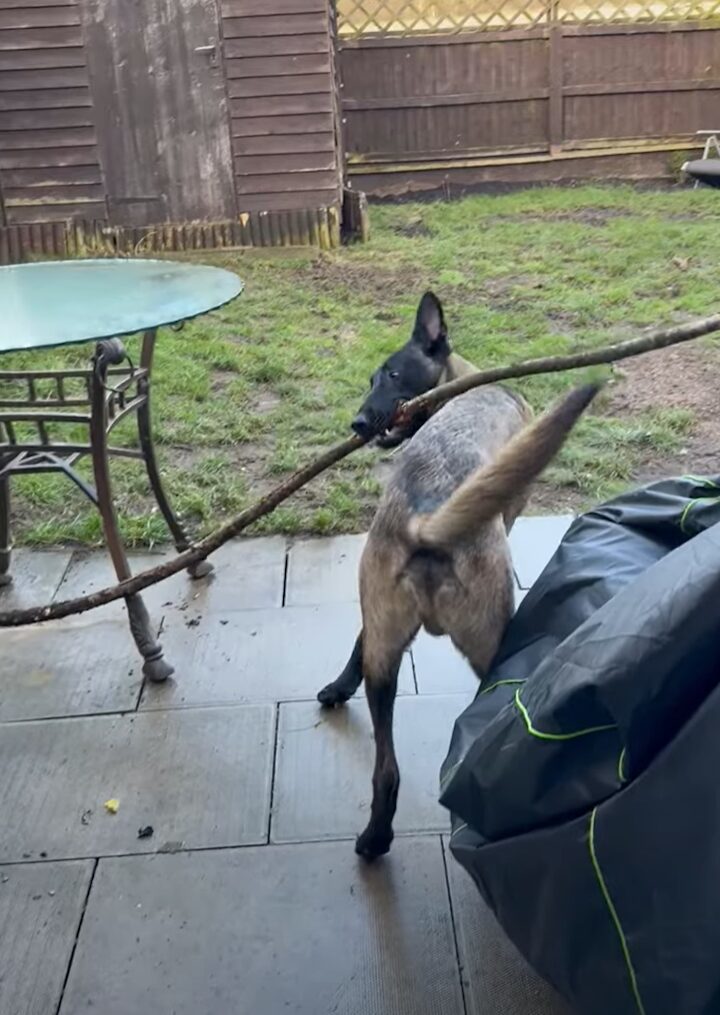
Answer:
(2, 311, 719, 628)
(395, 312, 720, 424)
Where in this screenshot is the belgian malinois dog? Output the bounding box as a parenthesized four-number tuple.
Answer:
(317, 292, 599, 860)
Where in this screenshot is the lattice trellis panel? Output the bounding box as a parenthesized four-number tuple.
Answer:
(336, 0, 548, 35)
(558, 0, 720, 21)
(337, 0, 720, 35)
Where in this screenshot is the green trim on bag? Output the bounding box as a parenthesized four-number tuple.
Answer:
(588, 808, 647, 1015)
(449, 821, 469, 841)
(439, 761, 462, 793)
(681, 475, 720, 489)
(678, 477, 720, 533)
(679, 499, 696, 533)
(480, 678, 525, 695)
(679, 494, 720, 534)
(617, 747, 628, 783)
(514, 689, 616, 740)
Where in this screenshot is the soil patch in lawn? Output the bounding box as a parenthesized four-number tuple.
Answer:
(531, 340, 720, 513)
(607, 341, 720, 484)
(306, 257, 428, 304)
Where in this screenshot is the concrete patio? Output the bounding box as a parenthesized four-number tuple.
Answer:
(0, 517, 574, 1015)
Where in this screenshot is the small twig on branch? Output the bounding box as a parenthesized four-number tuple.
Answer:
(2, 311, 720, 628)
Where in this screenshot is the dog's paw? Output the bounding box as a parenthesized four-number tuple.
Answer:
(317, 681, 351, 708)
(355, 826, 393, 861)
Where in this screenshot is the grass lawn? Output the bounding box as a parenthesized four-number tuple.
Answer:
(4, 183, 720, 549)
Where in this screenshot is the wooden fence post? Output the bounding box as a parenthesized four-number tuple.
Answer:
(548, 0, 564, 156)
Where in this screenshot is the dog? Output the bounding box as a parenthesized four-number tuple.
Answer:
(317, 292, 599, 860)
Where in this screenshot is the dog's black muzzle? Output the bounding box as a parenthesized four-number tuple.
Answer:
(351, 401, 401, 441)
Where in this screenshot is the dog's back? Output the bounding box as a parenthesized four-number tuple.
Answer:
(360, 380, 598, 673)
(372, 384, 532, 540)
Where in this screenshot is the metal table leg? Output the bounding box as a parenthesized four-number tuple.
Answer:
(137, 329, 213, 580)
(90, 339, 173, 683)
(0, 476, 10, 587)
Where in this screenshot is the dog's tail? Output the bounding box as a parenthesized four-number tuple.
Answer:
(409, 383, 600, 549)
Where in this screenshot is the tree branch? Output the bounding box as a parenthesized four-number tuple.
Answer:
(2, 311, 719, 628)
(395, 312, 720, 424)
(0, 434, 363, 627)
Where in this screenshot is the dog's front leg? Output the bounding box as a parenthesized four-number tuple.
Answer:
(317, 632, 364, 707)
(355, 655, 401, 861)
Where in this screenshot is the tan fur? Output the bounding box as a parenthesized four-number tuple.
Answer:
(410, 384, 599, 550)
(360, 510, 515, 679)
(366, 385, 597, 663)
(439, 351, 477, 384)
(360, 385, 537, 681)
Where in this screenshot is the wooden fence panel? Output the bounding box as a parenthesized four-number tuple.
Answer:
(561, 25, 720, 145)
(337, 3, 720, 192)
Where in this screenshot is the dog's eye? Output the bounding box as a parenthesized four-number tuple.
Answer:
(389, 371, 400, 380)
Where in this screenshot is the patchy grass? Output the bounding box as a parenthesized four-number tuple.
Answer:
(5, 184, 720, 547)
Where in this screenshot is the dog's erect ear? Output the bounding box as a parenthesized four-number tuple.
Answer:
(412, 291, 448, 356)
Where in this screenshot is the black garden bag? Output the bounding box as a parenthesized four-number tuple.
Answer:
(440, 475, 720, 1015)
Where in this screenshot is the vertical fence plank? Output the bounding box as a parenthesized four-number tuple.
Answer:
(549, 2, 564, 154)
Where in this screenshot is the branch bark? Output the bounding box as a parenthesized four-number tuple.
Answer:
(395, 312, 720, 424)
(0, 434, 363, 627)
(2, 311, 719, 628)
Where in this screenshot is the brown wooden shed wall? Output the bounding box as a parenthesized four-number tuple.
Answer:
(0, 0, 343, 257)
(220, 0, 343, 213)
(0, 0, 106, 225)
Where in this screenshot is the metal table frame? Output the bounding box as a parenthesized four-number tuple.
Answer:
(0, 327, 212, 682)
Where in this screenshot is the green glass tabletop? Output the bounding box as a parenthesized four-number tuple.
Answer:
(0, 259, 243, 354)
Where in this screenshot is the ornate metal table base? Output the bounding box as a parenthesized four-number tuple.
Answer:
(0, 329, 213, 682)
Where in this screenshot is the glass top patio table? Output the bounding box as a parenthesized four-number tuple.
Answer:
(0, 259, 243, 353)
(0, 257, 243, 683)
